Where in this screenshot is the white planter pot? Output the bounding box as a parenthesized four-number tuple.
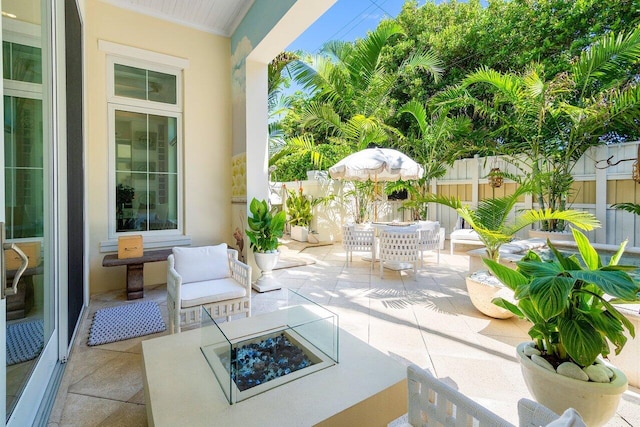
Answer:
(465, 273, 515, 319)
(528, 229, 574, 242)
(252, 251, 281, 292)
(254, 251, 279, 275)
(291, 225, 309, 242)
(516, 342, 628, 427)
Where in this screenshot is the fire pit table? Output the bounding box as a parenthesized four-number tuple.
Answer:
(142, 290, 407, 426)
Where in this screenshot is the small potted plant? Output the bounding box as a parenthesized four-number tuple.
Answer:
(285, 185, 334, 242)
(286, 187, 313, 242)
(486, 229, 640, 426)
(246, 198, 286, 291)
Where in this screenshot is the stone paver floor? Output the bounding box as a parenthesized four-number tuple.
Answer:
(47, 241, 640, 426)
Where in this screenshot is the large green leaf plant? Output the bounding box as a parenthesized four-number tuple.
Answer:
(246, 198, 286, 253)
(487, 229, 640, 368)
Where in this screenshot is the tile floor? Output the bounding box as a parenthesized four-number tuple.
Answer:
(47, 242, 640, 426)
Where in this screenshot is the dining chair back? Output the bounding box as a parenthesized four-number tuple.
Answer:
(342, 224, 375, 268)
(378, 227, 420, 279)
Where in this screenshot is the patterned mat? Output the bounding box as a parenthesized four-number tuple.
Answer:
(88, 301, 166, 346)
(7, 320, 44, 366)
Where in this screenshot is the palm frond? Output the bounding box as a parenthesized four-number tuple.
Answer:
(573, 26, 640, 95)
(611, 203, 640, 216)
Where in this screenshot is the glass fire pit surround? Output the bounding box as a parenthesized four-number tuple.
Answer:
(200, 289, 339, 404)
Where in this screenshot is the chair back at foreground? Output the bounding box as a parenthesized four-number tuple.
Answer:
(341, 224, 375, 268)
(405, 364, 568, 427)
(166, 244, 251, 333)
(378, 227, 420, 279)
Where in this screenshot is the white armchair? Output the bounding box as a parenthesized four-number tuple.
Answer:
(167, 244, 251, 333)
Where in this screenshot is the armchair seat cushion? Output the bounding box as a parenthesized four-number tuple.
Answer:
(450, 228, 481, 241)
(180, 278, 247, 309)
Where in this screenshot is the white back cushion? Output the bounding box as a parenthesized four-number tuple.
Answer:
(172, 244, 230, 284)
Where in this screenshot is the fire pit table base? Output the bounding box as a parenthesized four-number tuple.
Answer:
(142, 309, 407, 427)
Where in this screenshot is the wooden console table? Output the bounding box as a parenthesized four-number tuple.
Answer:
(102, 248, 173, 300)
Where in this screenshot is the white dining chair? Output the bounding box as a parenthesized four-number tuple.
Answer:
(418, 221, 441, 266)
(378, 227, 420, 279)
(342, 224, 375, 269)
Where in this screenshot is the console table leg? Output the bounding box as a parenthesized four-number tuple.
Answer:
(126, 263, 144, 300)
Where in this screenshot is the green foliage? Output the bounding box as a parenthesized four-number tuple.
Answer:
(612, 203, 640, 217)
(487, 229, 640, 367)
(245, 198, 286, 253)
(271, 143, 352, 182)
(421, 186, 600, 262)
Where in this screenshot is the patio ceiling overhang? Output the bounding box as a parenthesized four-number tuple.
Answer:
(100, 0, 256, 37)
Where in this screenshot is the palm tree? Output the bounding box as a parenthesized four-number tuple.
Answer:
(286, 21, 443, 151)
(394, 100, 473, 219)
(420, 184, 600, 262)
(436, 26, 640, 232)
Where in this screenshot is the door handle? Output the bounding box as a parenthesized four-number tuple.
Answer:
(3, 243, 29, 297)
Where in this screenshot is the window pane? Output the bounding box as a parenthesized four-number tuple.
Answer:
(148, 70, 176, 104)
(3, 42, 10, 81)
(149, 114, 177, 173)
(116, 173, 137, 232)
(5, 168, 43, 238)
(148, 174, 177, 230)
(11, 43, 42, 83)
(114, 64, 147, 101)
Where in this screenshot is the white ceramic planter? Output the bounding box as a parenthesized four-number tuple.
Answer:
(528, 229, 574, 242)
(465, 274, 515, 319)
(291, 225, 309, 242)
(516, 342, 628, 427)
(252, 251, 281, 292)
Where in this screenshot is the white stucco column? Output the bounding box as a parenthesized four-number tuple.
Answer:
(245, 59, 269, 205)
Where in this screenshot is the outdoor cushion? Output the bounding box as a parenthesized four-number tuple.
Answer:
(179, 277, 246, 308)
(500, 238, 547, 254)
(172, 244, 230, 284)
(450, 228, 481, 241)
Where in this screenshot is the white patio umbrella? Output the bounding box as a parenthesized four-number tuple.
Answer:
(328, 147, 424, 182)
(329, 148, 424, 221)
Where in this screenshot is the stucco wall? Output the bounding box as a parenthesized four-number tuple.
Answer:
(85, 0, 232, 294)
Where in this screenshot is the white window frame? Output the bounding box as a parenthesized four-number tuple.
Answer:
(107, 103, 183, 240)
(102, 47, 188, 247)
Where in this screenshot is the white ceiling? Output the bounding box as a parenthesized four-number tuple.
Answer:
(101, 0, 255, 37)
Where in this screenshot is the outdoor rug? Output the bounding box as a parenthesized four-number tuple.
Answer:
(88, 301, 166, 346)
(7, 320, 44, 366)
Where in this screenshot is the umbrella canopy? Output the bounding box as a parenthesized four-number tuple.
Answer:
(329, 148, 424, 182)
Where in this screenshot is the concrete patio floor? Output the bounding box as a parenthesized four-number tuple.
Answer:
(47, 241, 640, 426)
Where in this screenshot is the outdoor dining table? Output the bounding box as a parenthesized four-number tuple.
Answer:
(364, 221, 419, 262)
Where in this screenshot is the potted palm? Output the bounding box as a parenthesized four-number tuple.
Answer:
(421, 185, 599, 318)
(246, 198, 286, 291)
(486, 229, 640, 426)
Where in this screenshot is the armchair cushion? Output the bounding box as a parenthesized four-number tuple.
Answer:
(172, 244, 230, 283)
(180, 278, 247, 309)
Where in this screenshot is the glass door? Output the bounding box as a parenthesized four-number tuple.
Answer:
(2, 0, 57, 424)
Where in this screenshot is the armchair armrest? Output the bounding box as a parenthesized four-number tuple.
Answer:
(227, 249, 251, 294)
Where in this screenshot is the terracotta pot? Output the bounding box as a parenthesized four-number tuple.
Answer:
(516, 342, 627, 427)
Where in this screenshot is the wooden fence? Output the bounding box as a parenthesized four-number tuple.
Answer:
(279, 141, 640, 249)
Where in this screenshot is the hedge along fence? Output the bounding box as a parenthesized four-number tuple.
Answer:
(430, 141, 640, 249)
(276, 141, 640, 248)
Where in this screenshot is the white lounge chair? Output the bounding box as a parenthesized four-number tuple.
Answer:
(450, 217, 484, 254)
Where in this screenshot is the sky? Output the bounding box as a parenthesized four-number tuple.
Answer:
(287, 0, 421, 54)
